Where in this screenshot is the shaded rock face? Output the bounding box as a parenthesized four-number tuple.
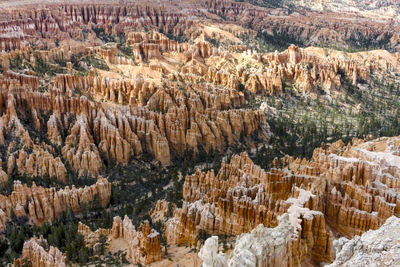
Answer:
(78, 215, 162, 265)
(0, 176, 111, 231)
(165, 136, 400, 266)
(14, 237, 67, 267)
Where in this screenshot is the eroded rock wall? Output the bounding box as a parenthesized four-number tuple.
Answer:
(0, 176, 111, 231)
(14, 237, 67, 267)
(78, 215, 162, 265)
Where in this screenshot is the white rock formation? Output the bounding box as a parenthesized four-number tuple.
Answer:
(198, 236, 227, 267)
(327, 216, 400, 267)
(227, 214, 296, 267)
(197, 186, 324, 267)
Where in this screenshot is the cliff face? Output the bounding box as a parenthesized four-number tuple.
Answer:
(281, 0, 400, 20)
(14, 237, 67, 267)
(0, 176, 111, 231)
(78, 215, 162, 265)
(52, 70, 268, 160)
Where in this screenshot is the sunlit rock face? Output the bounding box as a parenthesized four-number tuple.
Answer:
(14, 236, 67, 267)
(0, 176, 111, 230)
(78, 215, 162, 265)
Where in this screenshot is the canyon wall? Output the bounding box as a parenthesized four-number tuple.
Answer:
(0, 176, 111, 231)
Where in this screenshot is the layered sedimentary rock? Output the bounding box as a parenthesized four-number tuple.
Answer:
(209, 213, 320, 267)
(0, 176, 111, 230)
(282, 0, 400, 20)
(166, 135, 400, 266)
(14, 237, 67, 267)
(8, 146, 67, 183)
(5, 68, 267, 167)
(165, 152, 333, 265)
(0, 0, 399, 54)
(0, 3, 195, 53)
(2, 8, 398, 177)
(126, 31, 216, 62)
(284, 136, 400, 237)
(0, 30, 271, 174)
(206, 211, 400, 267)
(204, 0, 400, 52)
(78, 215, 161, 265)
(205, 44, 376, 96)
(0, 2, 400, 266)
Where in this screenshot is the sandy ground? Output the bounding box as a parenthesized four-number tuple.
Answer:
(101, 240, 202, 267)
(149, 246, 202, 267)
(108, 238, 129, 255)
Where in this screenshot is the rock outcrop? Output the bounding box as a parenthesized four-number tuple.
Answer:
(198, 236, 226, 267)
(0, 0, 398, 53)
(78, 215, 162, 265)
(149, 199, 175, 223)
(1, 7, 397, 177)
(327, 216, 400, 267)
(0, 41, 270, 174)
(0, 176, 111, 230)
(14, 236, 67, 267)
